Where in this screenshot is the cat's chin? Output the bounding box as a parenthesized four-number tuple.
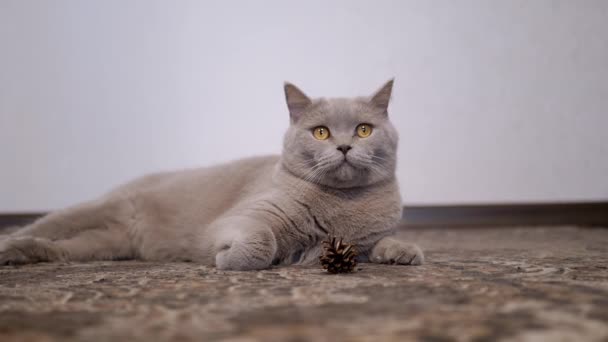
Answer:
(282, 158, 385, 189)
(333, 161, 357, 179)
(322, 161, 373, 188)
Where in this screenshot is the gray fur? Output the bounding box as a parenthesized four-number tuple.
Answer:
(0, 80, 424, 270)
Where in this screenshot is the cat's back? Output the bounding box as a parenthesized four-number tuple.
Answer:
(101, 156, 280, 230)
(109, 155, 280, 200)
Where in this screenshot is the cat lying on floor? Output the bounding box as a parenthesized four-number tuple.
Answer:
(0, 80, 423, 270)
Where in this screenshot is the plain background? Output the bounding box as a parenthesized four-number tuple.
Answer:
(1, 0, 607, 212)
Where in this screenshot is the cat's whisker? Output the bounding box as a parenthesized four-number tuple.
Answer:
(366, 162, 389, 180)
(370, 155, 390, 161)
(290, 164, 324, 195)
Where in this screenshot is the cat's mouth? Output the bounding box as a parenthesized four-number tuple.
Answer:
(335, 156, 361, 170)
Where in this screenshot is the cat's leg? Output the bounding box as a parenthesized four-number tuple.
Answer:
(0, 237, 68, 265)
(0, 228, 132, 265)
(1, 197, 135, 265)
(210, 216, 277, 271)
(369, 236, 424, 265)
(12, 198, 128, 240)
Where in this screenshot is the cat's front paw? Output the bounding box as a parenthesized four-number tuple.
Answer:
(0, 237, 67, 266)
(214, 227, 277, 271)
(370, 237, 424, 265)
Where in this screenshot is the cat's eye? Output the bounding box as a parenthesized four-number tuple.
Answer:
(312, 126, 330, 140)
(356, 124, 373, 138)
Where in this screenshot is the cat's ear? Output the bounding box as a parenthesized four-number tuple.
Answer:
(370, 79, 394, 113)
(284, 82, 312, 122)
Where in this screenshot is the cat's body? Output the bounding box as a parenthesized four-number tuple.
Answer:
(1, 80, 423, 270)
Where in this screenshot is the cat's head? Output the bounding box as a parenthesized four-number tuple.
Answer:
(281, 80, 398, 189)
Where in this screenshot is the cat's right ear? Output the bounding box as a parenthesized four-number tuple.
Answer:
(284, 82, 312, 122)
(369, 79, 394, 114)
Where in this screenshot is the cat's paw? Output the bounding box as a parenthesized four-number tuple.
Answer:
(370, 237, 424, 265)
(214, 228, 277, 271)
(0, 237, 67, 266)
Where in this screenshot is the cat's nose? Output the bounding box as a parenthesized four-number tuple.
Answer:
(336, 145, 352, 155)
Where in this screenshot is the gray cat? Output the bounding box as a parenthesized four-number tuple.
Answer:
(0, 80, 423, 270)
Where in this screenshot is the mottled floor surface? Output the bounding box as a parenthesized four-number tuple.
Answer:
(1, 226, 607, 342)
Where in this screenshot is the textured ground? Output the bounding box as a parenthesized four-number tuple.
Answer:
(0, 226, 607, 342)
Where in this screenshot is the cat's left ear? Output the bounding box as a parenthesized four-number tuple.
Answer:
(369, 79, 394, 113)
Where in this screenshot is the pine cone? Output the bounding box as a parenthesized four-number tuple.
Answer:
(319, 236, 358, 274)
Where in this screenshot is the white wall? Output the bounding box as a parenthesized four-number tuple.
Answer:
(1, 0, 607, 211)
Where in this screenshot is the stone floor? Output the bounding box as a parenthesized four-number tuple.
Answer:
(0, 226, 607, 342)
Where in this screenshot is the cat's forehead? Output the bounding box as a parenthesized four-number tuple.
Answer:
(299, 97, 383, 127)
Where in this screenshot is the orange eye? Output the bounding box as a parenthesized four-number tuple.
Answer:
(312, 126, 330, 140)
(356, 124, 373, 138)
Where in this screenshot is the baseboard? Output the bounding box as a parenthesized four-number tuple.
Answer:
(1, 201, 607, 230)
(401, 201, 608, 227)
(0, 213, 45, 229)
